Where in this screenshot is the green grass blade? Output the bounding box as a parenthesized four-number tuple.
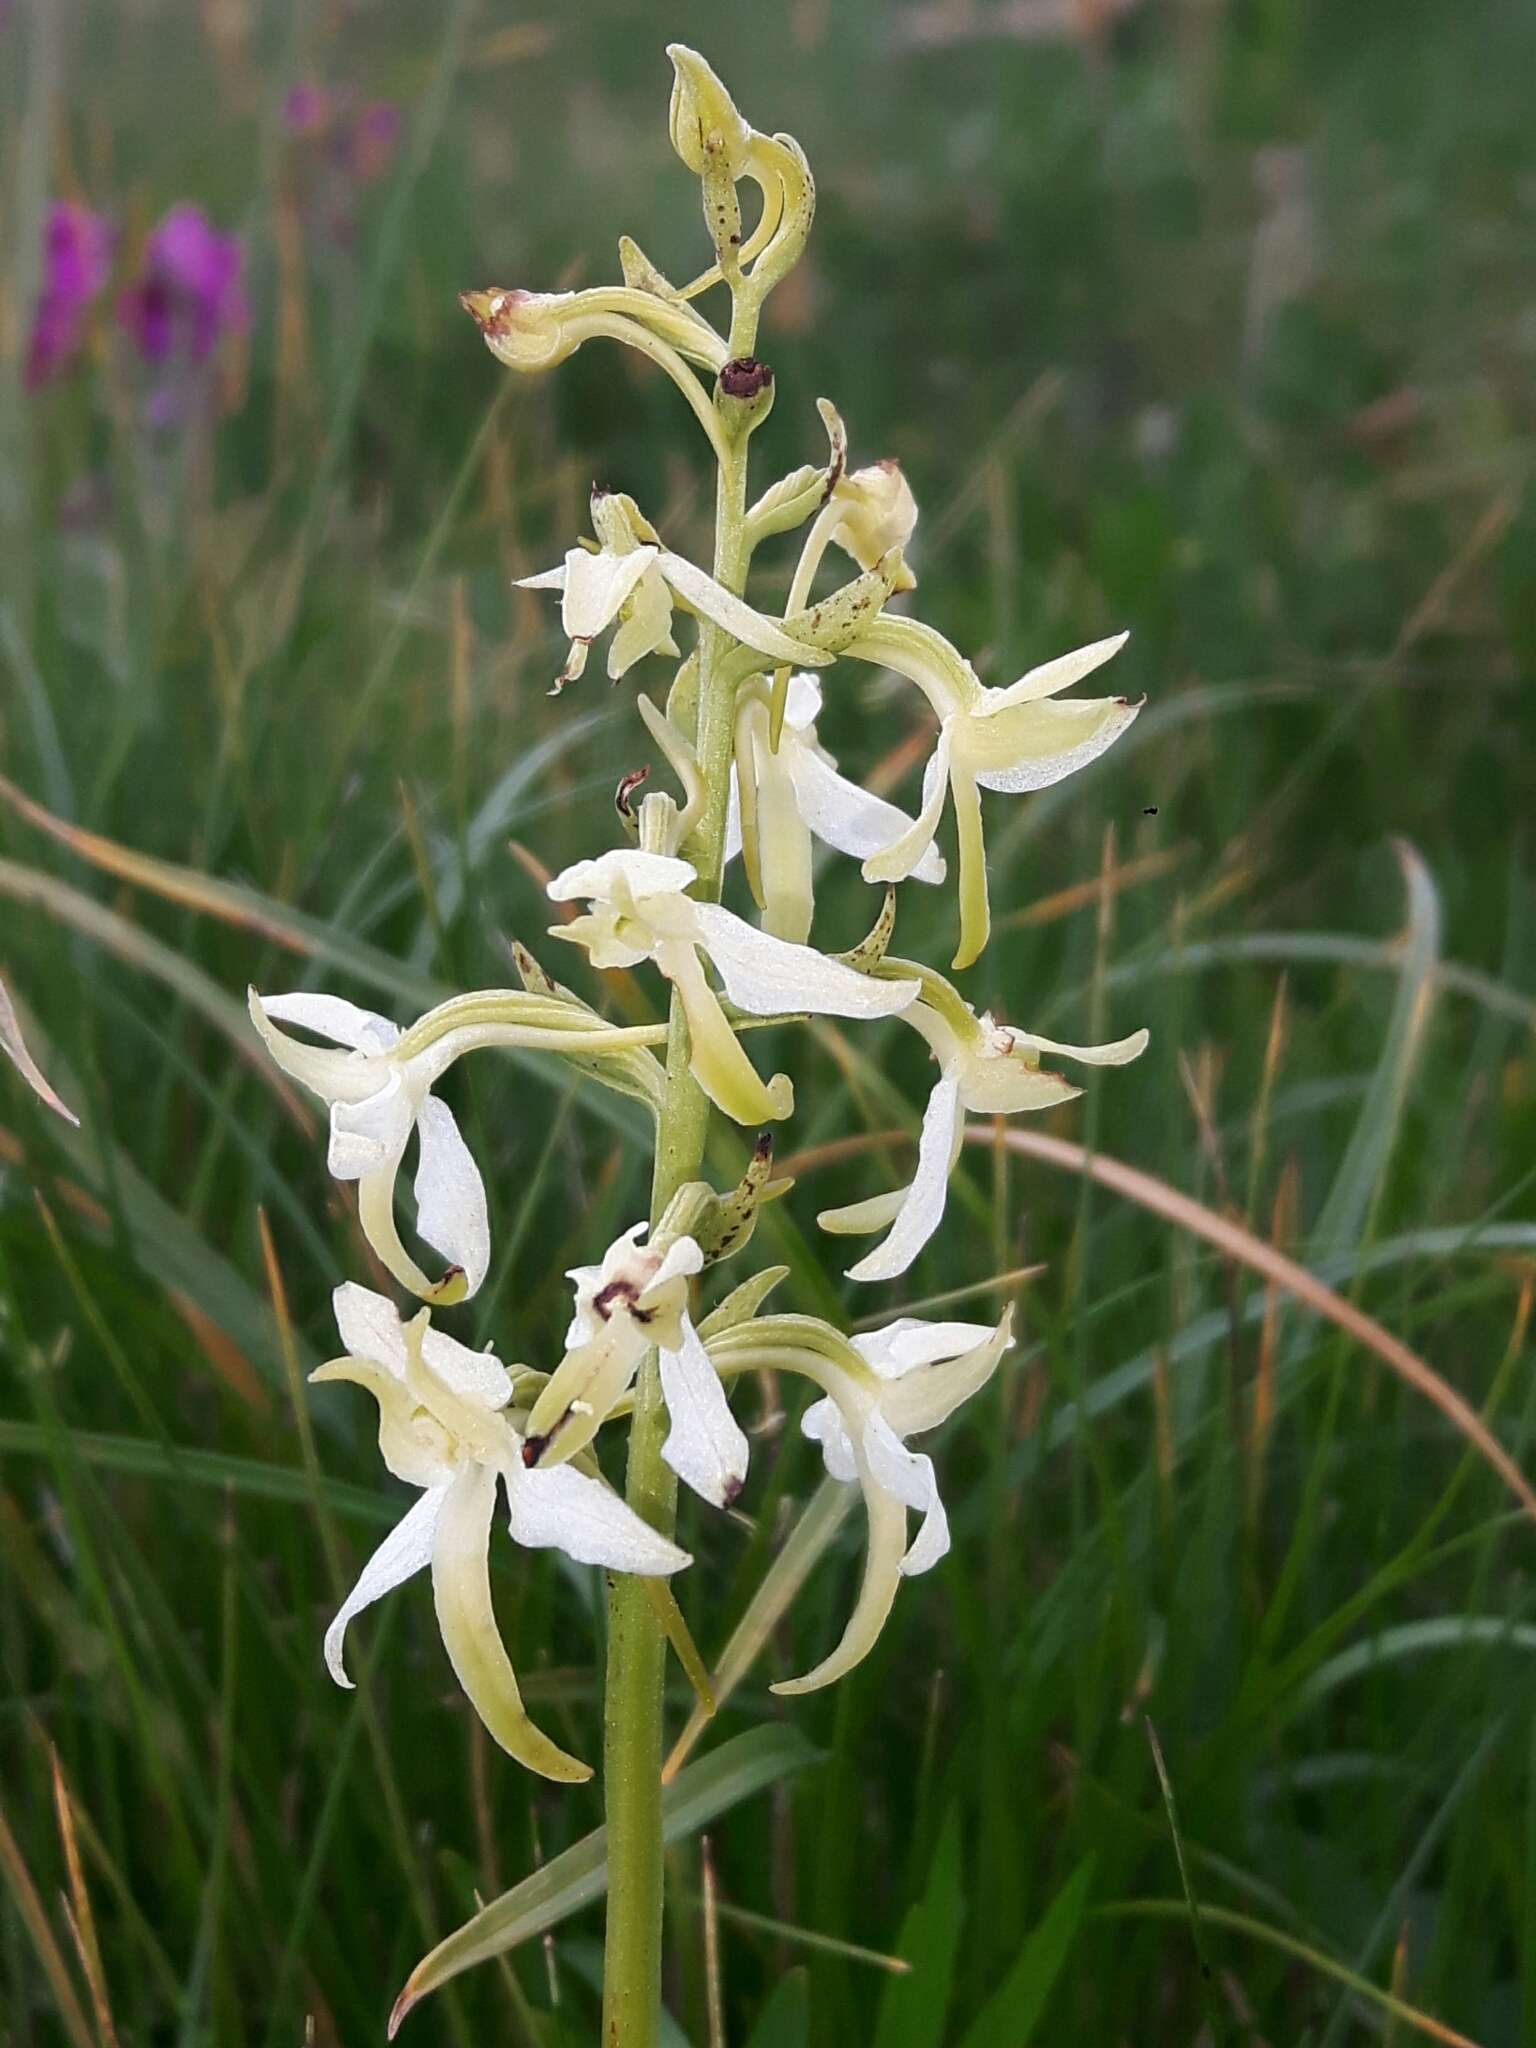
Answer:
(958, 1853, 1097, 2048)
(388, 1725, 820, 2032)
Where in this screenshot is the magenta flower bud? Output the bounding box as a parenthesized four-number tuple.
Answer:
(26, 202, 115, 389)
(116, 204, 248, 365)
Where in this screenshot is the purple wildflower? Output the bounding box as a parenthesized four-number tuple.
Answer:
(27, 201, 114, 388)
(347, 102, 402, 183)
(116, 205, 248, 365)
(283, 82, 332, 136)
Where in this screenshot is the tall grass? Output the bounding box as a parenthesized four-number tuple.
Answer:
(3, 1, 1535, 2041)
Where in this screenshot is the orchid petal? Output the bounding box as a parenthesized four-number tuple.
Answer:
(750, 712, 815, 944)
(771, 1450, 906, 1695)
(861, 723, 952, 885)
(547, 848, 697, 904)
(521, 1327, 643, 1470)
(647, 1235, 705, 1295)
(658, 1312, 750, 1508)
(357, 1160, 461, 1306)
(788, 744, 946, 885)
(799, 1395, 857, 1482)
(852, 1317, 998, 1378)
(503, 1456, 690, 1573)
(331, 1281, 409, 1376)
(430, 1462, 592, 1781)
(327, 1073, 415, 1180)
(659, 939, 793, 1125)
(607, 567, 678, 679)
(862, 1413, 949, 1574)
(965, 694, 1141, 794)
(657, 551, 833, 667)
(413, 1095, 491, 1298)
(248, 991, 388, 1103)
(557, 544, 658, 642)
(988, 631, 1129, 708)
(881, 1311, 1015, 1439)
(843, 1072, 963, 1283)
(514, 562, 568, 592)
(692, 902, 917, 1020)
(950, 764, 990, 971)
(311, 1357, 452, 1488)
(816, 1186, 908, 1237)
(783, 672, 823, 727)
(258, 991, 400, 1053)
(1015, 1026, 1150, 1066)
(323, 1482, 446, 1687)
(420, 1324, 511, 1410)
(723, 769, 745, 865)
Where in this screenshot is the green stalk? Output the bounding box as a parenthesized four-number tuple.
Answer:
(599, 357, 755, 2046)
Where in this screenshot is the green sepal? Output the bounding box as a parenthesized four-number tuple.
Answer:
(696, 1264, 791, 1340)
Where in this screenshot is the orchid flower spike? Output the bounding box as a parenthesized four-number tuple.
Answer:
(546, 848, 919, 1126)
(314, 1285, 687, 1782)
(250, 986, 669, 1303)
(519, 488, 827, 692)
(819, 970, 1148, 1281)
(849, 619, 1142, 967)
(729, 671, 944, 944)
(522, 1220, 749, 1509)
(705, 1309, 1015, 1690)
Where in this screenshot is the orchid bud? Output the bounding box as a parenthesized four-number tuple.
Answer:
(830, 460, 919, 575)
(460, 284, 728, 376)
(666, 43, 753, 178)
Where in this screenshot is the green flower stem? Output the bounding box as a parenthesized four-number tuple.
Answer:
(600, 394, 751, 2048)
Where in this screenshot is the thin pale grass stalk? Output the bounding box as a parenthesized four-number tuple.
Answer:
(683, 1888, 913, 1973)
(979, 1126, 1536, 1519)
(701, 1835, 725, 2048)
(1143, 1718, 1222, 2043)
(1247, 1157, 1299, 1531)
(849, 1261, 1044, 1329)
(0, 1791, 97, 2048)
(1094, 1901, 1483, 2048)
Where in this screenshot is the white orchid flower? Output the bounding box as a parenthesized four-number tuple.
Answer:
(522, 1221, 748, 1510)
(546, 848, 919, 1126)
(252, 991, 491, 1306)
(820, 974, 1149, 1282)
(846, 617, 1142, 967)
(250, 986, 669, 1305)
(703, 1308, 1015, 1691)
(314, 1284, 688, 1782)
(518, 489, 829, 693)
(728, 673, 944, 944)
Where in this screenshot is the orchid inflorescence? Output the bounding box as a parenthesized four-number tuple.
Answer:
(253, 46, 1148, 1788)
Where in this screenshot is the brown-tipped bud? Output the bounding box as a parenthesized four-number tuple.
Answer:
(716, 356, 776, 442)
(719, 356, 773, 401)
(460, 287, 575, 371)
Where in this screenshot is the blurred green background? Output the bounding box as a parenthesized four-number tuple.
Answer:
(4, 0, 1536, 2041)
